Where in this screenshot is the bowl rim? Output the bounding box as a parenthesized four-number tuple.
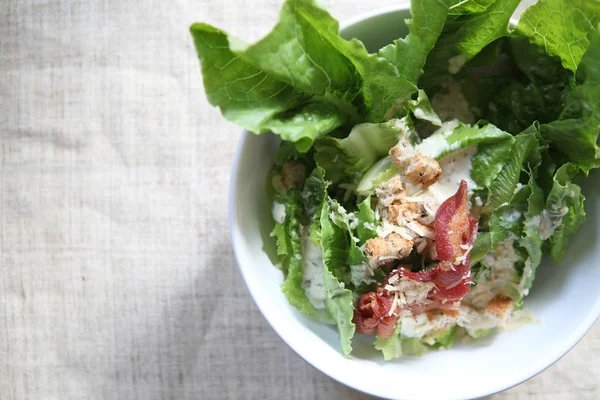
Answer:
(228, 4, 600, 400)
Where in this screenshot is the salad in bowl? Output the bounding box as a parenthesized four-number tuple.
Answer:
(191, 0, 600, 360)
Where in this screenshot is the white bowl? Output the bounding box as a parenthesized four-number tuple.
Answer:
(229, 5, 600, 400)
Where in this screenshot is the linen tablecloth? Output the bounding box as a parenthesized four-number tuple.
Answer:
(1, 0, 598, 399)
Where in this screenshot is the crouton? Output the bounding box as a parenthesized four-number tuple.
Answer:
(281, 162, 305, 188)
(365, 233, 413, 266)
(389, 140, 441, 187)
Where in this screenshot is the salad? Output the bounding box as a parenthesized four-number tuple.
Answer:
(191, 0, 600, 359)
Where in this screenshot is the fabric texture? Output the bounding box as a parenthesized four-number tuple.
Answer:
(0, 0, 598, 399)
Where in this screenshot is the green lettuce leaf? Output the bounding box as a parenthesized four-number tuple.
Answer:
(379, 0, 450, 85)
(320, 200, 350, 284)
(356, 158, 400, 197)
(519, 173, 545, 292)
(418, 121, 513, 159)
(401, 337, 429, 356)
(471, 139, 514, 188)
(428, 325, 458, 349)
(485, 129, 541, 211)
(374, 324, 403, 361)
(276, 189, 316, 314)
(540, 30, 600, 172)
(449, 0, 495, 15)
(354, 196, 379, 243)
(315, 118, 410, 183)
(420, 0, 521, 93)
(231, 0, 362, 101)
(323, 259, 356, 358)
(544, 164, 586, 261)
(514, 0, 600, 73)
(319, 200, 356, 356)
(190, 23, 347, 150)
(471, 231, 492, 265)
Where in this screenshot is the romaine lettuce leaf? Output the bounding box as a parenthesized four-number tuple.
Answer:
(276, 190, 316, 314)
(485, 129, 541, 211)
(323, 259, 356, 358)
(401, 337, 429, 356)
(319, 200, 356, 356)
(540, 30, 600, 173)
(374, 324, 403, 361)
(315, 118, 410, 183)
(519, 173, 545, 292)
(449, 0, 495, 15)
(231, 0, 362, 101)
(514, 0, 600, 73)
(356, 158, 400, 197)
(420, 0, 521, 93)
(428, 325, 458, 349)
(190, 23, 347, 151)
(471, 139, 514, 188)
(379, 0, 450, 85)
(354, 196, 379, 243)
(544, 164, 586, 261)
(470, 231, 492, 265)
(418, 121, 513, 159)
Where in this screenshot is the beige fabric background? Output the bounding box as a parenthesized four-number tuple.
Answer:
(0, 0, 598, 399)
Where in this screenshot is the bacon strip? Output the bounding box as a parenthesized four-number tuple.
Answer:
(354, 180, 478, 337)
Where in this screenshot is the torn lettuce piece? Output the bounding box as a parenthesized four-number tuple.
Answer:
(320, 200, 356, 356)
(418, 121, 513, 159)
(543, 164, 586, 261)
(471, 139, 514, 188)
(401, 337, 429, 356)
(518, 173, 545, 293)
(354, 196, 379, 243)
(471, 232, 492, 265)
(323, 259, 356, 358)
(327, 199, 374, 287)
(406, 90, 443, 127)
(449, 0, 495, 15)
(356, 158, 400, 197)
(379, 0, 450, 86)
(232, 0, 421, 123)
(541, 30, 600, 173)
(420, 0, 521, 93)
(190, 23, 347, 151)
(374, 324, 403, 361)
(275, 189, 317, 314)
(428, 325, 458, 350)
(320, 199, 351, 285)
(485, 128, 541, 212)
(489, 182, 531, 247)
(514, 0, 600, 73)
(315, 118, 411, 183)
(231, 0, 363, 101)
(302, 167, 328, 219)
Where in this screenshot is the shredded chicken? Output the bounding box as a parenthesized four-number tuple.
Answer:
(365, 233, 414, 266)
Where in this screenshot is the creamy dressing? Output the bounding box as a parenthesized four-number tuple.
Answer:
(432, 81, 475, 124)
(350, 263, 376, 286)
(429, 145, 478, 202)
(464, 238, 521, 309)
(448, 54, 467, 74)
(272, 201, 286, 223)
(539, 206, 569, 240)
(417, 119, 460, 159)
(301, 236, 326, 310)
